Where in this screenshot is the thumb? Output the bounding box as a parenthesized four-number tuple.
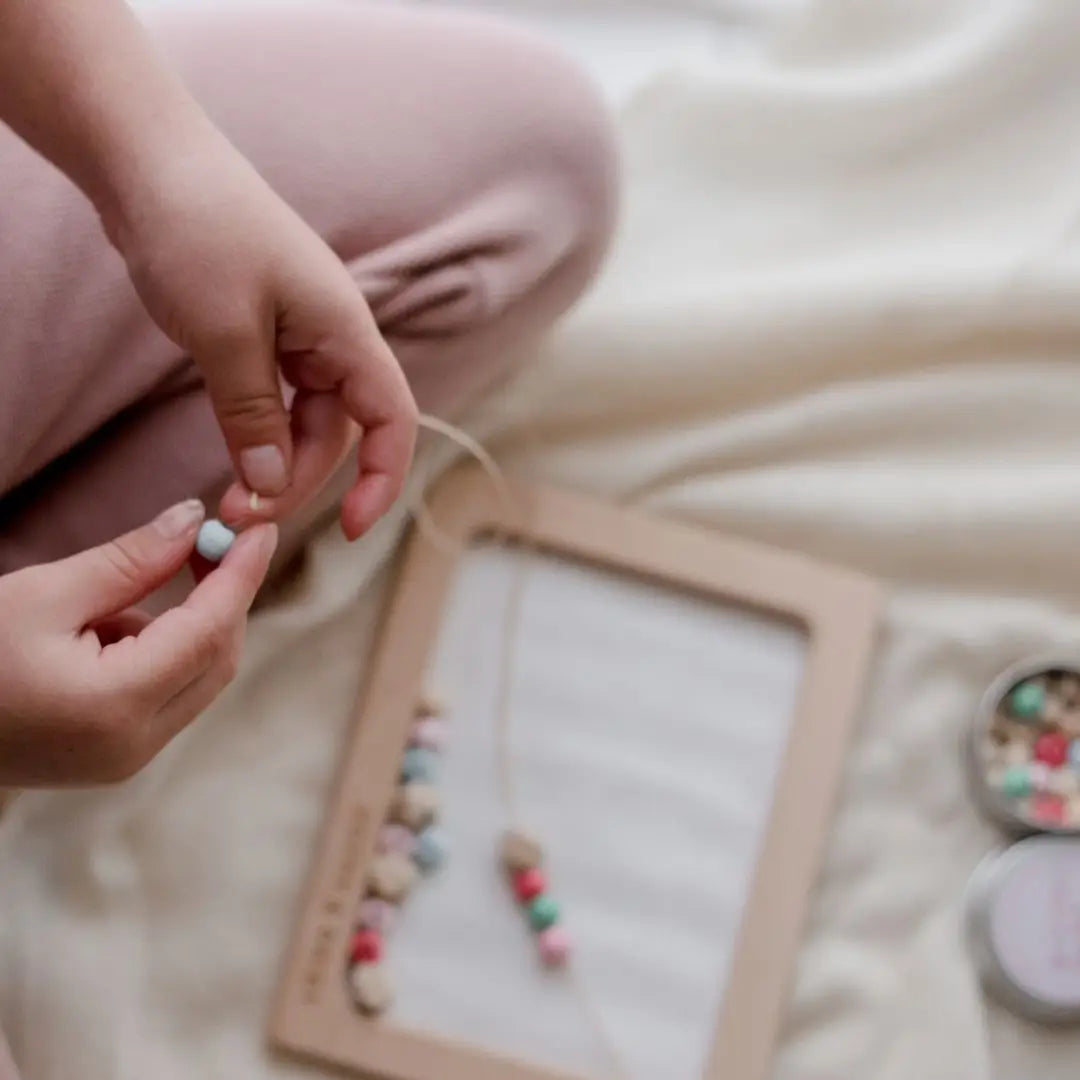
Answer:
(52, 500, 207, 625)
(197, 330, 293, 497)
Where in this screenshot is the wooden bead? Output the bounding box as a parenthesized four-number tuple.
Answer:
(416, 690, 445, 717)
(349, 962, 393, 1016)
(1063, 710, 1080, 739)
(1061, 674, 1080, 706)
(389, 783, 439, 831)
(1044, 698, 1067, 727)
(500, 829, 543, 873)
(1002, 741, 1031, 767)
(367, 853, 418, 903)
(996, 719, 1035, 747)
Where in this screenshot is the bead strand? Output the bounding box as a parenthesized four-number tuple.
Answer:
(501, 829, 571, 967)
(346, 690, 451, 1016)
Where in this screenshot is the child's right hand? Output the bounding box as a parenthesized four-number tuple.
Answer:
(0, 501, 276, 787)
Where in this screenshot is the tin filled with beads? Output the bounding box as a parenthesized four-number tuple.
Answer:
(968, 655, 1080, 836)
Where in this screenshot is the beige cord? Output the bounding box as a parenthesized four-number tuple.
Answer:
(414, 412, 631, 1080)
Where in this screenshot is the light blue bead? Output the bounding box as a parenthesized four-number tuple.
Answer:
(195, 519, 236, 562)
(412, 826, 448, 873)
(1070, 739, 1080, 770)
(400, 747, 438, 783)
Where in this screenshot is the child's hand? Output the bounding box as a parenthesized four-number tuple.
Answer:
(0, 0, 417, 541)
(0, 501, 276, 786)
(107, 126, 418, 540)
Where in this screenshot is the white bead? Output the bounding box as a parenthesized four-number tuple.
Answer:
(1002, 741, 1031, 767)
(349, 962, 393, 1015)
(389, 783, 439, 831)
(367, 854, 418, 902)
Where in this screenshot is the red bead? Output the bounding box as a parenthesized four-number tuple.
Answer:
(513, 868, 546, 903)
(1031, 793, 1065, 826)
(350, 928, 382, 965)
(1034, 731, 1069, 767)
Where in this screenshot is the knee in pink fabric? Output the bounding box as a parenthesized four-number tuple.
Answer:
(360, 29, 620, 344)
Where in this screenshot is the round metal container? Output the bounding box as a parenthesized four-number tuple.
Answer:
(966, 653, 1080, 837)
(966, 836, 1080, 1024)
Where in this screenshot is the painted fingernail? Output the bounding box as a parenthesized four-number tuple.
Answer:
(240, 445, 287, 496)
(154, 499, 205, 540)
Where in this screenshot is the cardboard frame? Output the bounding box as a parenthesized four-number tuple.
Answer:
(269, 464, 883, 1080)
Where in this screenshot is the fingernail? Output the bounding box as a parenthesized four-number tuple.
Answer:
(154, 499, 205, 540)
(240, 445, 288, 496)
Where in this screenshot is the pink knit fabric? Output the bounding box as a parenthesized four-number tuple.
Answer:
(0, 0, 617, 576)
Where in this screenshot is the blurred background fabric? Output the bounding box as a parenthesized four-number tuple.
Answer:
(5, 1, 1080, 1078)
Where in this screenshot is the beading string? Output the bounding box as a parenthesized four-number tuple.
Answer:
(414, 412, 630, 1080)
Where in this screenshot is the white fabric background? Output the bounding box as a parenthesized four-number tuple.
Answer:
(6, 0, 1080, 1078)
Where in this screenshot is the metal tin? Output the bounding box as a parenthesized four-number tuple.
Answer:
(965, 836, 1080, 1024)
(966, 653, 1080, 837)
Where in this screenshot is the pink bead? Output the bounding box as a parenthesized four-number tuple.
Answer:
(1032, 793, 1065, 827)
(537, 925, 571, 967)
(377, 824, 416, 857)
(358, 898, 397, 935)
(409, 717, 446, 751)
(1027, 762, 1051, 791)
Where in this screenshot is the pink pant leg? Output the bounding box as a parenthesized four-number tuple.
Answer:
(0, 0, 617, 574)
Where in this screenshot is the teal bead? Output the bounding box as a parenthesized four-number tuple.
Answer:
(195, 519, 236, 563)
(400, 747, 438, 783)
(1001, 765, 1032, 798)
(412, 826, 448, 873)
(527, 895, 560, 931)
(1009, 681, 1045, 719)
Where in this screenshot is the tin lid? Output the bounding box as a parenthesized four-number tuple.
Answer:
(966, 836, 1080, 1023)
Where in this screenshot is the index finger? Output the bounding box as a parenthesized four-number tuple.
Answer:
(338, 339, 418, 540)
(101, 524, 278, 702)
